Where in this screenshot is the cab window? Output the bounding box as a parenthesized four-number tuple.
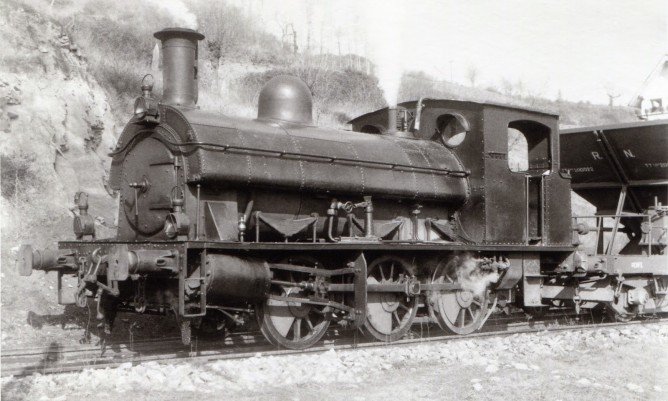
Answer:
(507, 120, 551, 173)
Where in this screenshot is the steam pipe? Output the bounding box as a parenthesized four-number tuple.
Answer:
(196, 184, 201, 239)
(326, 216, 339, 242)
(363, 196, 374, 238)
(387, 107, 397, 134)
(239, 199, 254, 242)
(414, 98, 425, 131)
(411, 204, 422, 241)
(243, 199, 255, 224)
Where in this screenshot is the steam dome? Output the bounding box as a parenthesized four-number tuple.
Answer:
(257, 75, 313, 125)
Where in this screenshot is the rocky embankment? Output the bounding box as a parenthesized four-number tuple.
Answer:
(1, 3, 119, 347)
(0, 2, 119, 230)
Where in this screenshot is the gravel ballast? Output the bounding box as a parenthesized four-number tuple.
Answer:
(2, 322, 667, 401)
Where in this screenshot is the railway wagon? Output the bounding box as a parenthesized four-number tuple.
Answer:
(560, 121, 668, 320)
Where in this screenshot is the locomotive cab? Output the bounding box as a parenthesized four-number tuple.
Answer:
(350, 99, 573, 248)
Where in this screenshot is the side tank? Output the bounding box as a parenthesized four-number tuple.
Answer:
(165, 105, 470, 202)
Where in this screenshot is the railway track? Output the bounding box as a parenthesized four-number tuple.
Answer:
(2, 312, 665, 378)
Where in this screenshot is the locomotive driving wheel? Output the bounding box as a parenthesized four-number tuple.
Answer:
(363, 256, 418, 342)
(429, 258, 489, 335)
(257, 255, 330, 350)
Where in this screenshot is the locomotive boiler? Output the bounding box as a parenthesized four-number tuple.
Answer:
(17, 27, 667, 349)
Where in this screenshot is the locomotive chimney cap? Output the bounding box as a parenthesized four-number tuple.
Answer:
(154, 27, 204, 41)
(258, 75, 313, 125)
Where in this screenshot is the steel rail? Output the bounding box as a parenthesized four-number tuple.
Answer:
(2, 314, 665, 378)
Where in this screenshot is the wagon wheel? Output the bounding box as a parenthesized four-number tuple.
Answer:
(257, 255, 330, 349)
(429, 257, 489, 335)
(363, 256, 418, 342)
(605, 291, 638, 322)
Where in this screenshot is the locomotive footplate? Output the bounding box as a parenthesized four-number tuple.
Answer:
(182, 240, 577, 253)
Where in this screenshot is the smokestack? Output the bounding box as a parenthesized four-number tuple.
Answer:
(154, 28, 205, 107)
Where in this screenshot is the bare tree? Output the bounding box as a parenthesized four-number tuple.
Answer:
(277, 22, 299, 55)
(607, 92, 621, 107)
(305, 1, 314, 54)
(604, 82, 621, 107)
(499, 78, 527, 98)
(466, 65, 479, 87)
(336, 27, 342, 69)
(319, 16, 324, 55)
(515, 80, 526, 96)
(501, 79, 514, 96)
(291, 24, 298, 55)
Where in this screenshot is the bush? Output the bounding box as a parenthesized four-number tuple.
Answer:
(1, 152, 40, 201)
(65, 3, 173, 106)
(193, 1, 284, 65)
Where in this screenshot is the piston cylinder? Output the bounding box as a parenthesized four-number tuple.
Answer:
(205, 254, 271, 303)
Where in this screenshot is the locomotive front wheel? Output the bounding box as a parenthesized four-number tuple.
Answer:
(257, 256, 330, 350)
(363, 256, 418, 342)
(429, 258, 489, 335)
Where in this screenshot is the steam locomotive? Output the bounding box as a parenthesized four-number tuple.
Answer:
(17, 28, 668, 349)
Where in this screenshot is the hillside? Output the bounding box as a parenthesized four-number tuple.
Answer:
(0, 0, 639, 348)
(0, 0, 121, 347)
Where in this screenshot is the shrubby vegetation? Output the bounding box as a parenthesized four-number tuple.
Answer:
(0, 152, 40, 201)
(64, 1, 175, 114)
(0, 150, 68, 246)
(400, 71, 636, 128)
(0, 0, 639, 240)
(17, 0, 635, 128)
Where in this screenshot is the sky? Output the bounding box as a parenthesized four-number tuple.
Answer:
(228, 0, 667, 105)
